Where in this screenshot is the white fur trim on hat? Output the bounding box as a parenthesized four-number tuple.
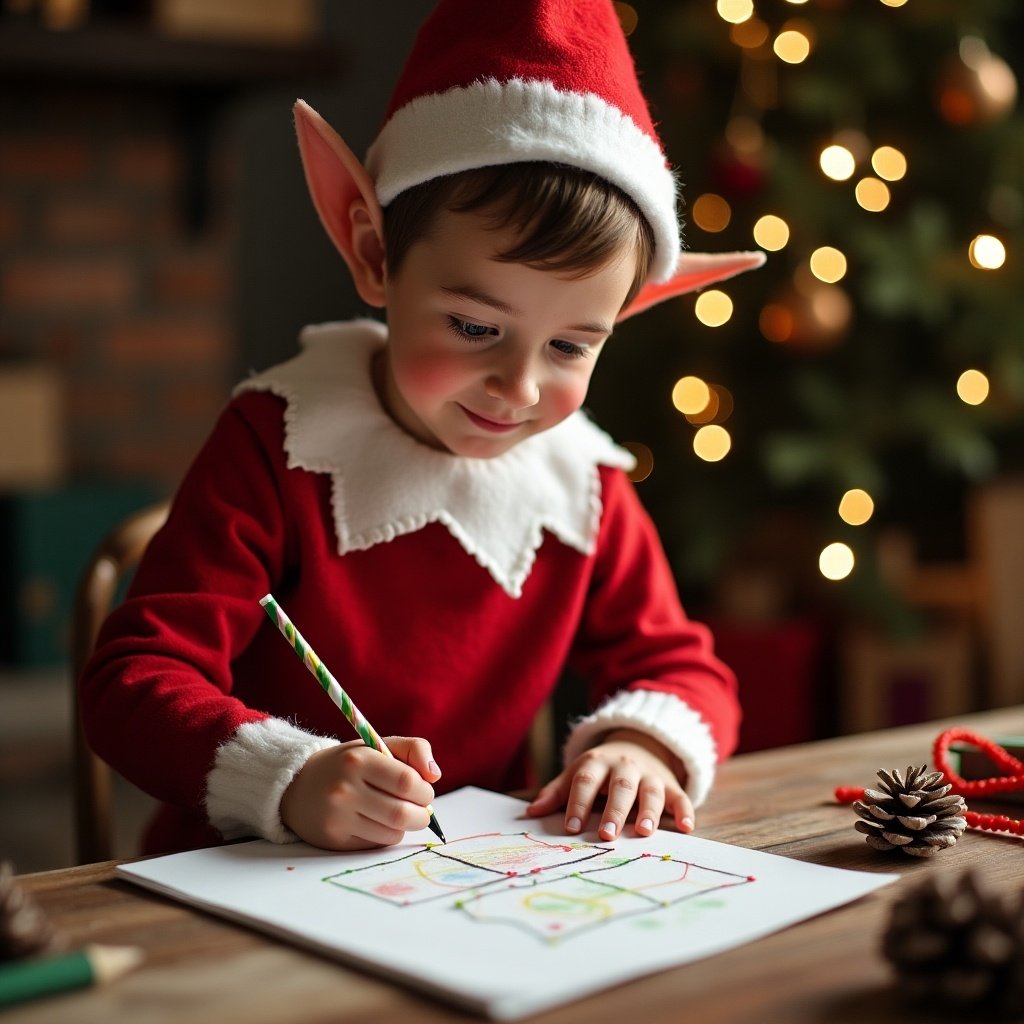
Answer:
(365, 77, 681, 283)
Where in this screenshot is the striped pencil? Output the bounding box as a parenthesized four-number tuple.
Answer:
(259, 593, 446, 844)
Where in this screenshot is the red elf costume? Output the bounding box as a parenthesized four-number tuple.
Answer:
(80, 0, 765, 855)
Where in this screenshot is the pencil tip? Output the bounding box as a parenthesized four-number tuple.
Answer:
(428, 816, 446, 844)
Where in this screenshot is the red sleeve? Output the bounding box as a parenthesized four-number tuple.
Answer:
(568, 467, 741, 762)
(79, 392, 293, 814)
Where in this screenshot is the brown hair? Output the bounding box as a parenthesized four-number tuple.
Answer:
(383, 163, 655, 309)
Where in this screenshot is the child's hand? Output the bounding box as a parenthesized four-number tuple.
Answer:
(525, 728, 694, 841)
(280, 736, 441, 850)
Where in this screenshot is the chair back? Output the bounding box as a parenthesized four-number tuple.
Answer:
(70, 500, 170, 864)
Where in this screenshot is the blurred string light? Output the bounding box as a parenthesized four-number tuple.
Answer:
(820, 143, 856, 181)
(716, 0, 753, 25)
(969, 233, 1006, 269)
(692, 192, 732, 233)
(879, 0, 908, 8)
(694, 424, 732, 462)
(753, 214, 790, 250)
(612, 2, 638, 36)
(774, 21, 813, 64)
(855, 177, 891, 212)
(819, 542, 855, 581)
(730, 16, 769, 49)
(672, 375, 711, 415)
(686, 383, 734, 425)
(957, 369, 990, 405)
(622, 440, 653, 481)
(694, 289, 734, 326)
(838, 489, 874, 526)
(809, 246, 847, 283)
(871, 145, 907, 181)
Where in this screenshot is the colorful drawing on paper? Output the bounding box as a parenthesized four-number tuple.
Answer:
(323, 832, 755, 943)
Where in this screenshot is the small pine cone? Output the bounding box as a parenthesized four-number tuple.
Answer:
(852, 765, 967, 857)
(0, 861, 62, 961)
(883, 871, 1024, 1017)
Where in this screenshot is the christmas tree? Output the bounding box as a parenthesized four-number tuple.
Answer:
(589, 0, 1024, 633)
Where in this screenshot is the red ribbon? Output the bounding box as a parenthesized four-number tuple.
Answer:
(834, 728, 1024, 837)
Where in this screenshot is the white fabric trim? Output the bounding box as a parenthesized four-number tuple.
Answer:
(206, 717, 339, 844)
(365, 78, 681, 282)
(562, 690, 718, 807)
(235, 321, 635, 598)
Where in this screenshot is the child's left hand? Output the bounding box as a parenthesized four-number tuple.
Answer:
(525, 728, 694, 841)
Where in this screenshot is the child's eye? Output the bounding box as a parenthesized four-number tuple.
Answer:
(550, 338, 587, 360)
(447, 316, 495, 340)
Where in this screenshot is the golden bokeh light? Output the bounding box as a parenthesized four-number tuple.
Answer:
(879, 0, 908, 7)
(759, 302, 794, 343)
(685, 384, 734, 426)
(622, 440, 653, 482)
(692, 193, 732, 233)
(820, 144, 856, 181)
(672, 376, 711, 415)
(693, 425, 732, 462)
(969, 234, 1006, 269)
(956, 369, 990, 405)
(752, 214, 790, 251)
(774, 26, 812, 64)
(694, 290, 734, 327)
(855, 177, 891, 212)
(819, 542, 855, 581)
(838, 489, 874, 526)
(725, 115, 765, 157)
(809, 246, 847, 283)
(613, 2, 638, 36)
(716, 0, 753, 25)
(871, 145, 907, 181)
(730, 16, 769, 48)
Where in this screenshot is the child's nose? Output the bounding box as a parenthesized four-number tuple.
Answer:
(485, 356, 541, 409)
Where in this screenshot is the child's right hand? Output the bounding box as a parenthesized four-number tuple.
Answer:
(279, 737, 440, 850)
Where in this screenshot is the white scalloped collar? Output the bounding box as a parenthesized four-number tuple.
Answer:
(235, 320, 635, 598)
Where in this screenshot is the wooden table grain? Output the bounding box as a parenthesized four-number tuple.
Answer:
(10, 707, 1024, 1024)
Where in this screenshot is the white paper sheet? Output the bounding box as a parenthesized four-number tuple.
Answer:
(117, 787, 896, 1019)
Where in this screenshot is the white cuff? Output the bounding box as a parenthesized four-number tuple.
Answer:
(562, 690, 718, 807)
(205, 718, 340, 844)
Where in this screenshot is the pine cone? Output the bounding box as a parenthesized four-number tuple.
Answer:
(883, 871, 1024, 1017)
(0, 861, 62, 961)
(852, 765, 967, 857)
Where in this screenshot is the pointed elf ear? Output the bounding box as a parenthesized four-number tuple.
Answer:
(293, 99, 384, 282)
(617, 250, 767, 322)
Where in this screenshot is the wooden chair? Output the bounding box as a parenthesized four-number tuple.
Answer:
(70, 500, 170, 864)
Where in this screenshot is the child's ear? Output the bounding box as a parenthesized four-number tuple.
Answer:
(617, 250, 767, 322)
(293, 99, 386, 306)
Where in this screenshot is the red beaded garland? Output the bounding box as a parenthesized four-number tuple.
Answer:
(833, 728, 1024, 838)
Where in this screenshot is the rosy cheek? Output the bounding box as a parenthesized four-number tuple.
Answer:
(548, 377, 590, 420)
(402, 351, 470, 397)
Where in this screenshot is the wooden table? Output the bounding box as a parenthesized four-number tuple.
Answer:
(10, 707, 1024, 1023)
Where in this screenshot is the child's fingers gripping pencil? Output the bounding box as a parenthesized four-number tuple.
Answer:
(259, 593, 446, 843)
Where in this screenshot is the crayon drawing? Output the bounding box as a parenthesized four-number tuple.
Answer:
(117, 787, 897, 1020)
(323, 831, 754, 943)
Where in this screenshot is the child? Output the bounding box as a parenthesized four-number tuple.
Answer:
(80, 0, 764, 856)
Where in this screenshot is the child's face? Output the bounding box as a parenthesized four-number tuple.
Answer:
(376, 206, 638, 459)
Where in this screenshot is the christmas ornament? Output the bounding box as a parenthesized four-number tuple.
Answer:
(883, 870, 1024, 1016)
(0, 862, 63, 961)
(850, 765, 967, 857)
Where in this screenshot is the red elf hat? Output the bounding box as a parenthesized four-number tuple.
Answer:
(365, 0, 764, 292)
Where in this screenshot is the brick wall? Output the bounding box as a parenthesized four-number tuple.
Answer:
(0, 85, 238, 492)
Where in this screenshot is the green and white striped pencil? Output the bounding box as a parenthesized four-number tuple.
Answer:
(259, 593, 446, 843)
